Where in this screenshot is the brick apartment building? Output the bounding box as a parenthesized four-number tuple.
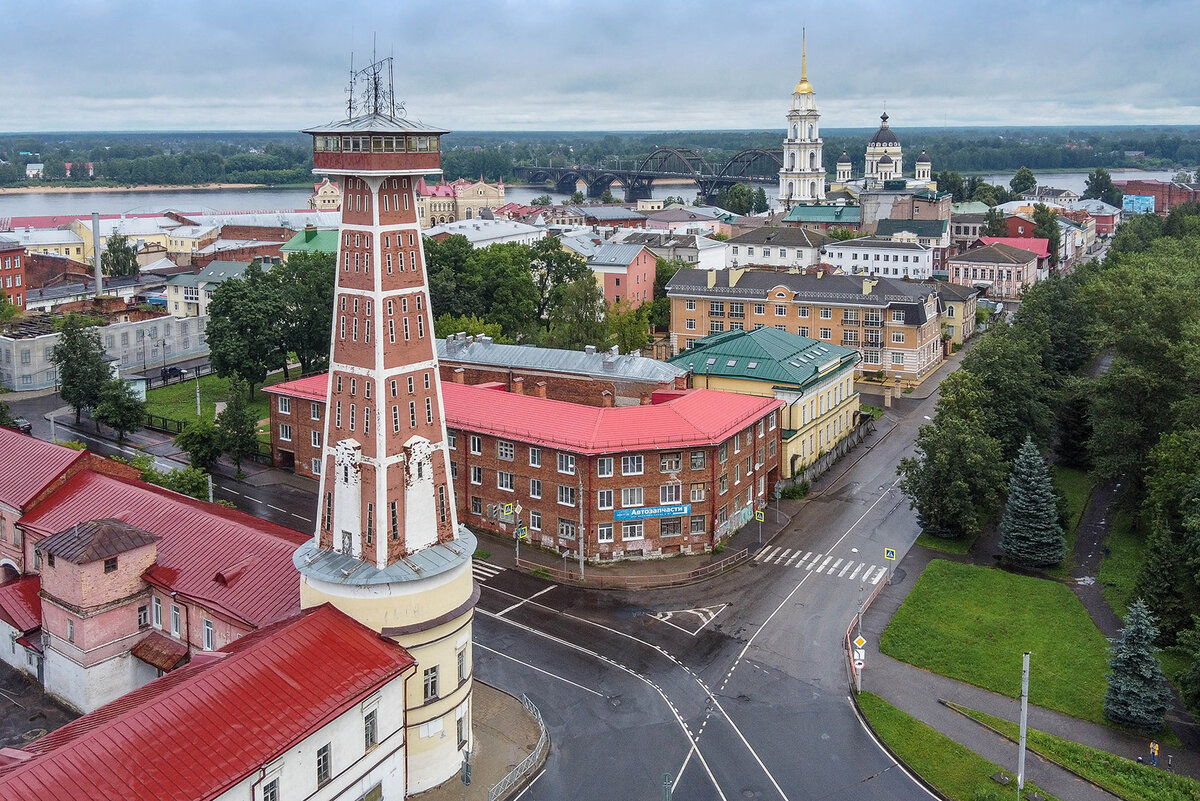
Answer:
(0, 236, 27, 309)
(265, 375, 782, 560)
(666, 267, 945, 380)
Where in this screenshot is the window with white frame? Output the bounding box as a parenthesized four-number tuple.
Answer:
(659, 452, 681, 472)
(278, 396, 290, 414)
(529, 447, 541, 467)
(448, 430, 457, 449)
(203, 619, 214, 650)
(279, 423, 292, 442)
(661, 517, 682, 537)
(597, 489, 613, 510)
(530, 478, 542, 498)
(170, 604, 181, 637)
(152, 596, 162, 628)
(891, 352, 906, 365)
(660, 483, 682, 504)
(690, 482, 705, 502)
(691, 515, 706, 534)
(312, 458, 322, 475)
(621, 455, 643, 475)
(469, 435, 481, 454)
(470, 466, 482, 485)
(622, 521, 644, 541)
(423, 666, 439, 701)
(557, 485, 576, 506)
(891, 331, 905, 343)
(621, 486, 644, 507)
(558, 518, 576, 539)
(598, 522, 613, 542)
(820, 307, 832, 319)
(311, 430, 322, 448)
(690, 450, 705, 470)
(597, 457, 613, 477)
(497, 440, 514, 461)
(529, 510, 542, 530)
(497, 471, 515, 491)
(557, 453, 575, 475)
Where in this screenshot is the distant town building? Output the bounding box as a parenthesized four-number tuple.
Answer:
(307, 176, 342, 210)
(23, 163, 43, 180)
(165, 260, 250, 317)
(586, 243, 655, 307)
(947, 242, 1040, 301)
(725, 227, 832, 269)
(778, 36, 825, 206)
(425, 218, 545, 248)
(0, 236, 25, 309)
(822, 234, 933, 280)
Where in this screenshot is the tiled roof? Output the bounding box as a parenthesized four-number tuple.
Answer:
(0, 429, 84, 510)
(19, 471, 308, 627)
(951, 243, 1038, 265)
(874, 219, 948, 239)
(130, 631, 189, 673)
(37, 519, 159, 564)
(976, 237, 1050, 259)
(0, 605, 416, 801)
(727, 227, 832, 248)
(443, 384, 781, 454)
(0, 576, 41, 633)
(667, 328, 860, 388)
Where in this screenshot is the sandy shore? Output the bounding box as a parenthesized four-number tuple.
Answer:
(0, 182, 268, 195)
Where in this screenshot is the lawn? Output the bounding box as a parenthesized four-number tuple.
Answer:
(915, 531, 974, 555)
(144, 372, 291, 435)
(949, 703, 1198, 801)
(1098, 511, 1145, 619)
(857, 692, 1060, 801)
(1049, 465, 1094, 577)
(881, 560, 1112, 724)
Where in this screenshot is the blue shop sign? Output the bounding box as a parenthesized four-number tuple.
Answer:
(613, 504, 691, 521)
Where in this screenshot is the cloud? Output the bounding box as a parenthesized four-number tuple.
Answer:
(3, 0, 1197, 131)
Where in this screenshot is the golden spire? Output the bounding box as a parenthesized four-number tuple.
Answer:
(794, 29, 814, 95)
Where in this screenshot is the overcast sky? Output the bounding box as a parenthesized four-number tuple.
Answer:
(5, 0, 1198, 132)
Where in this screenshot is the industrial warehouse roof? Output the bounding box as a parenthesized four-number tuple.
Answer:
(442, 383, 781, 454)
(0, 428, 85, 510)
(19, 471, 308, 627)
(667, 327, 860, 389)
(0, 605, 416, 801)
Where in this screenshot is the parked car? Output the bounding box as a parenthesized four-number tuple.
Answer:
(160, 366, 189, 381)
(12, 417, 32, 435)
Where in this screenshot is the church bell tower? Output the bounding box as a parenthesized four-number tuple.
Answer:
(778, 32, 825, 208)
(295, 56, 477, 795)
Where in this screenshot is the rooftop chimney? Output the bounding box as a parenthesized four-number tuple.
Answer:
(511, 376, 525, 395)
(90, 212, 103, 300)
(584, 345, 596, 355)
(532, 381, 547, 399)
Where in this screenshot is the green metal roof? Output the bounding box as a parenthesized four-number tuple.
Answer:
(667, 327, 860, 390)
(782, 205, 861, 224)
(281, 228, 339, 254)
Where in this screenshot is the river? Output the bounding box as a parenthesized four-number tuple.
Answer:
(0, 169, 1178, 221)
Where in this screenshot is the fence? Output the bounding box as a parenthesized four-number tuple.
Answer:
(487, 694, 548, 801)
(142, 362, 216, 391)
(515, 547, 749, 590)
(844, 573, 890, 691)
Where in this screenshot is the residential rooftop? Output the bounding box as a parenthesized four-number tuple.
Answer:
(667, 327, 860, 389)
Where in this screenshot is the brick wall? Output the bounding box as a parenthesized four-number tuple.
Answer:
(218, 225, 295, 242)
(439, 362, 679, 407)
(269, 394, 325, 480)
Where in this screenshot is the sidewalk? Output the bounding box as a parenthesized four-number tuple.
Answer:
(414, 682, 546, 801)
(859, 544, 1200, 800)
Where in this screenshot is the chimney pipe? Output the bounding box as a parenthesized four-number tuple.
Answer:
(91, 212, 103, 299)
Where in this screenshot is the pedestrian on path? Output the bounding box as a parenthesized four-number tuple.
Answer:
(1150, 740, 1159, 767)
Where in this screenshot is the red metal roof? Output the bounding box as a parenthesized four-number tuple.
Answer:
(20, 471, 309, 627)
(0, 605, 416, 801)
(0, 429, 84, 510)
(976, 236, 1051, 259)
(441, 383, 781, 454)
(0, 576, 41, 633)
(263, 372, 326, 402)
(130, 631, 189, 673)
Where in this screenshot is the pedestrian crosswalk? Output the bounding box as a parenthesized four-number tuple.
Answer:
(472, 559, 504, 583)
(751, 547, 889, 584)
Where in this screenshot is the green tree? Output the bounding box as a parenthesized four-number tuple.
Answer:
(425, 233, 474, 318)
(1104, 599, 1172, 733)
(205, 262, 282, 395)
(93, 378, 145, 442)
(715, 184, 755, 215)
(981, 207, 1007, 237)
(52, 313, 110, 423)
(960, 325, 1055, 460)
(600, 189, 616, 204)
(531, 194, 551, 206)
(101, 233, 139, 277)
(142, 464, 211, 501)
(569, 191, 585, 204)
(544, 277, 608, 350)
(176, 417, 223, 468)
(1083, 167, 1123, 208)
(825, 227, 859, 241)
(708, 232, 729, 241)
(934, 170, 966, 202)
(531, 236, 590, 323)
(1175, 620, 1200, 712)
(433, 314, 510, 342)
(607, 300, 651, 354)
(1032, 203, 1061, 271)
(752, 187, 769, 214)
(0, 401, 16, 429)
(465, 243, 540, 341)
(999, 438, 1065, 567)
(648, 257, 687, 330)
(269, 252, 335, 375)
(971, 184, 998, 207)
(0, 293, 19, 325)
(1009, 166, 1037, 195)
(216, 377, 259, 478)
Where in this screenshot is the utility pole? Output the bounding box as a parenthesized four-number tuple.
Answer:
(195, 375, 201, 417)
(1018, 652, 1030, 799)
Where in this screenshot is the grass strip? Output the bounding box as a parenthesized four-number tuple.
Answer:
(947, 702, 1199, 801)
(882, 560, 1111, 724)
(914, 532, 974, 555)
(857, 692, 1060, 801)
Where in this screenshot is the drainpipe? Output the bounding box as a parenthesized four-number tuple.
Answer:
(91, 212, 103, 299)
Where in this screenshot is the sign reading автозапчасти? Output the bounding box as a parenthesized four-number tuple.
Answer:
(613, 504, 692, 521)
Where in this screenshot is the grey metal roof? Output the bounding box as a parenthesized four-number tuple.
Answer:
(302, 111, 448, 136)
(727, 227, 832, 248)
(437, 337, 685, 382)
(293, 526, 474, 586)
(589, 242, 646, 267)
(824, 236, 928, 251)
(570, 205, 647, 221)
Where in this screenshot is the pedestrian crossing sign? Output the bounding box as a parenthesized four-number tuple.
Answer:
(515, 524, 527, 541)
(884, 547, 897, 561)
(503, 502, 514, 517)
(755, 510, 765, 522)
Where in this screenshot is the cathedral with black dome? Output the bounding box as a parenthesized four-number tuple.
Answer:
(778, 42, 935, 207)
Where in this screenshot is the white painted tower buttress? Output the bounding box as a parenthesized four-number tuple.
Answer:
(778, 32, 825, 208)
(295, 57, 477, 795)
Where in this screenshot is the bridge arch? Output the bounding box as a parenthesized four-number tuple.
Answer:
(716, 149, 784, 181)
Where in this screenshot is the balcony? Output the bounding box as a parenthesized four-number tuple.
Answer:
(841, 318, 860, 327)
(863, 319, 883, 329)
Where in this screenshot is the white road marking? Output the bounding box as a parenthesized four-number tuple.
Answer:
(849, 696, 941, 800)
(862, 566, 880, 583)
(806, 553, 823, 570)
(849, 563, 863, 580)
(756, 546, 781, 563)
(268, 504, 287, 512)
(871, 567, 887, 585)
(475, 642, 602, 697)
(784, 550, 801, 566)
(774, 548, 792, 564)
(218, 486, 241, 496)
(838, 561, 852, 577)
(817, 556, 833, 573)
(496, 585, 555, 616)
(830, 558, 843, 572)
(290, 513, 312, 522)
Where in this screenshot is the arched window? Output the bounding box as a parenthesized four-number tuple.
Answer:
(465, 208, 473, 219)
(792, 124, 798, 139)
(809, 181, 817, 197)
(809, 151, 817, 170)
(789, 153, 797, 170)
(808, 124, 814, 139)
(788, 180, 795, 197)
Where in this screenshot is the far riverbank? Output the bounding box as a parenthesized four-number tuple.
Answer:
(0, 182, 271, 196)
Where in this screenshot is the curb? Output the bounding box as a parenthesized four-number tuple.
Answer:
(480, 682, 551, 801)
(847, 691, 952, 801)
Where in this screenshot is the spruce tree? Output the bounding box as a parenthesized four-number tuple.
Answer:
(1105, 599, 1171, 733)
(999, 437, 1065, 567)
